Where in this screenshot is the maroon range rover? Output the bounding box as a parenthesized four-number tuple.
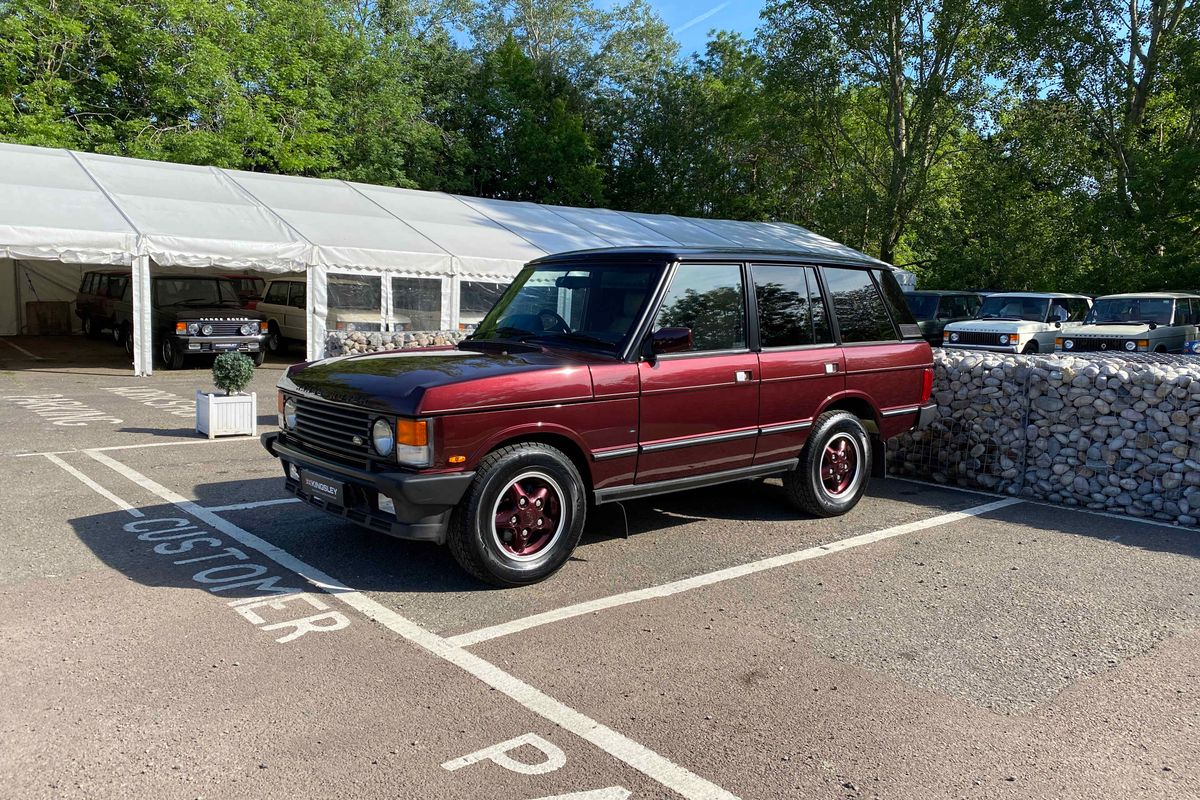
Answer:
(263, 247, 937, 586)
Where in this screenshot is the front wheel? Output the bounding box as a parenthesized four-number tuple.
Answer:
(1023, 340, 1040, 354)
(447, 443, 586, 586)
(159, 336, 185, 370)
(783, 410, 872, 518)
(251, 349, 266, 367)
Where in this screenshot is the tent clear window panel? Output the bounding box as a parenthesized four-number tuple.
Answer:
(391, 277, 442, 331)
(460, 281, 507, 329)
(327, 275, 382, 332)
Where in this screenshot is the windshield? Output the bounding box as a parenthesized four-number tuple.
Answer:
(468, 262, 665, 354)
(1085, 298, 1174, 325)
(977, 296, 1049, 322)
(904, 294, 940, 321)
(154, 278, 240, 306)
(329, 281, 381, 310)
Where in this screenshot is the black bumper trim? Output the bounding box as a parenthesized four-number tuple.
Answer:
(262, 432, 475, 544)
(914, 402, 939, 429)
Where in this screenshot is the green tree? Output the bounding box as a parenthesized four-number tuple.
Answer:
(759, 0, 1001, 264)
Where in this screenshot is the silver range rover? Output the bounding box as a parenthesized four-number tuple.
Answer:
(1056, 292, 1200, 354)
(943, 292, 1092, 354)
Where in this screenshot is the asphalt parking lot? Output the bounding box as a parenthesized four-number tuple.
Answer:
(2, 336, 1199, 800)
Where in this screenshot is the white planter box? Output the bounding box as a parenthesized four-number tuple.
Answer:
(196, 390, 257, 439)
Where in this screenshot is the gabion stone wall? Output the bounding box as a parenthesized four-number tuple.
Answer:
(889, 349, 1200, 528)
(324, 329, 467, 356)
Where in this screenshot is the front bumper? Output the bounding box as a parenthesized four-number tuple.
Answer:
(175, 333, 268, 354)
(262, 432, 475, 544)
(943, 342, 1021, 353)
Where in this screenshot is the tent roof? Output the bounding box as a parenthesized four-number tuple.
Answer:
(0, 141, 900, 278)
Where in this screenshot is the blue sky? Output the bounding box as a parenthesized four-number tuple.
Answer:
(646, 0, 766, 56)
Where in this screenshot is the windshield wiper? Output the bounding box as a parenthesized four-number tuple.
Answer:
(537, 331, 615, 349)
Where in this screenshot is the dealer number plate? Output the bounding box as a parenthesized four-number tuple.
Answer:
(301, 471, 344, 504)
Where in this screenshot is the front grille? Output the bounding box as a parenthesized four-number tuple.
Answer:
(951, 331, 1002, 346)
(1065, 337, 1130, 352)
(197, 321, 254, 336)
(292, 398, 372, 458)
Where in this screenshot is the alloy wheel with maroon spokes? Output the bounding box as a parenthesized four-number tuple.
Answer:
(490, 470, 566, 561)
(820, 433, 860, 496)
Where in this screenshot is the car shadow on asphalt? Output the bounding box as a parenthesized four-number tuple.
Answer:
(990, 500, 1200, 560)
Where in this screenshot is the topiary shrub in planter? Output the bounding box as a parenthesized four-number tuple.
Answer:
(196, 353, 258, 438)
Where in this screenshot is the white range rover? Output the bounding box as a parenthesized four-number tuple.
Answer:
(1056, 292, 1200, 354)
(943, 292, 1092, 354)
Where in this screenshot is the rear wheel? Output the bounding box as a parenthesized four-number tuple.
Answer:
(448, 443, 586, 586)
(81, 315, 99, 338)
(783, 410, 872, 518)
(121, 324, 133, 356)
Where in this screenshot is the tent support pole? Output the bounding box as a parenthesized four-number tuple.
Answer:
(132, 253, 152, 376)
(306, 256, 327, 362)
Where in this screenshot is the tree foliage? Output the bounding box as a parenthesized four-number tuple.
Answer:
(1, 0, 1197, 292)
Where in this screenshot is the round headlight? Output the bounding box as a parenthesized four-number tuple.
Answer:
(200, 323, 214, 336)
(950, 332, 959, 342)
(240, 322, 257, 336)
(998, 334, 1009, 345)
(372, 418, 394, 456)
(1064, 340, 1074, 350)
(187, 322, 200, 335)
(1124, 340, 1137, 351)
(282, 397, 297, 430)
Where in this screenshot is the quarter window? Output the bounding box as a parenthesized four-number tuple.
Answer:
(653, 263, 746, 352)
(826, 268, 899, 342)
(752, 265, 831, 348)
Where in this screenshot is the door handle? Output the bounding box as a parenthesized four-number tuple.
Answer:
(734, 370, 752, 382)
(824, 362, 840, 375)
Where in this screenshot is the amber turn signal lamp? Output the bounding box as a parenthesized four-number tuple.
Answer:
(175, 321, 187, 334)
(395, 419, 428, 447)
(277, 390, 285, 416)
(1055, 338, 1064, 347)
(1137, 340, 1149, 347)
(448, 455, 466, 464)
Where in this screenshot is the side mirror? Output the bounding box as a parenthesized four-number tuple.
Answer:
(651, 327, 693, 355)
(1054, 321, 1062, 328)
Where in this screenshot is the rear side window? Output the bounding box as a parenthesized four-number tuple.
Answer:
(752, 265, 832, 347)
(653, 263, 746, 352)
(824, 268, 901, 343)
(80, 273, 93, 293)
(288, 282, 307, 310)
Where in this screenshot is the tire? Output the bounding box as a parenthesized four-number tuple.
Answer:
(447, 443, 587, 587)
(121, 324, 133, 357)
(783, 410, 872, 518)
(82, 315, 98, 338)
(159, 336, 185, 370)
(252, 349, 266, 367)
(265, 322, 286, 354)
(1023, 340, 1040, 354)
(112, 322, 124, 346)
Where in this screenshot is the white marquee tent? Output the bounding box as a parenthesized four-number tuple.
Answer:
(0, 141, 914, 375)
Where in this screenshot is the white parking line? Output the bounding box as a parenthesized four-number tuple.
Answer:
(445, 497, 1022, 649)
(13, 436, 257, 458)
(0, 338, 45, 359)
(888, 476, 1192, 532)
(44, 454, 144, 517)
(82, 449, 738, 800)
(204, 498, 301, 513)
